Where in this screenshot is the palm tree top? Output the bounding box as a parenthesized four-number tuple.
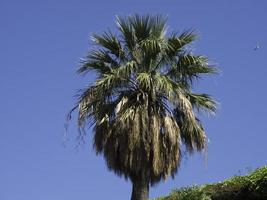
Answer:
(70, 14, 217, 185)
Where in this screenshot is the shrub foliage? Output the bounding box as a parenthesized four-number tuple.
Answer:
(155, 166, 267, 200)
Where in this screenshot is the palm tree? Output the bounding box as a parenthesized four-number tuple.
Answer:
(69, 14, 217, 200)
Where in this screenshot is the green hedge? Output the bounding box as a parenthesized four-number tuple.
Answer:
(155, 166, 267, 200)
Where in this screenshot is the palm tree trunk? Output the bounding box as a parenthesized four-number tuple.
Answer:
(131, 177, 149, 200)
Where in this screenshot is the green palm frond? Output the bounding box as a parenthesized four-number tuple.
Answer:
(137, 72, 152, 90)
(88, 49, 118, 65)
(138, 36, 169, 70)
(78, 48, 120, 75)
(166, 30, 197, 57)
(167, 54, 217, 85)
(178, 55, 217, 74)
(153, 72, 180, 102)
(116, 16, 136, 52)
(150, 14, 167, 38)
(91, 30, 124, 59)
(114, 60, 137, 78)
(129, 15, 153, 42)
(186, 93, 217, 114)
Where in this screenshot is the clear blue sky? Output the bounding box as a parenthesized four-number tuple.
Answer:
(1, 0, 267, 199)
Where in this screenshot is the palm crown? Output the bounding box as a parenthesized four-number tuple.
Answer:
(71, 15, 217, 186)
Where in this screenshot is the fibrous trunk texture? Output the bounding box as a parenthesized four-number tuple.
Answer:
(131, 177, 149, 200)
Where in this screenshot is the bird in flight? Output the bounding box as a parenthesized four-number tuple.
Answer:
(254, 44, 260, 51)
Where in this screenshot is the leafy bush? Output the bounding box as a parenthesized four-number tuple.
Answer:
(159, 186, 211, 200)
(155, 166, 267, 200)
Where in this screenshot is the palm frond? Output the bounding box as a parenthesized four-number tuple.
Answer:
(91, 30, 124, 59)
(78, 48, 120, 75)
(114, 60, 137, 79)
(138, 37, 169, 70)
(136, 72, 152, 90)
(150, 14, 167, 38)
(174, 93, 207, 152)
(129, 15, 152, 42)
(166, 30, 197, 57)
(116, 16, 136, 51)
(88, 49, 119, 65)
(186, 93, 217, 114)
(167, 54, 217, 85)
(153, 72, 176, 100)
